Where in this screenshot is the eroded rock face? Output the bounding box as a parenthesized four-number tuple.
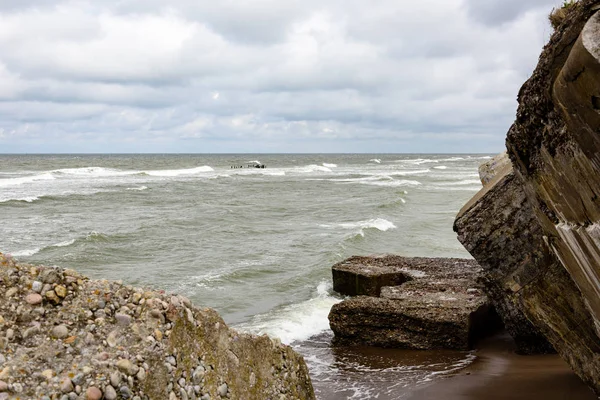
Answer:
(457, 1, 600, 394)
(0, 253, 315, 399)
(328, 256, 501, 350)
(455, 164, 556, 354)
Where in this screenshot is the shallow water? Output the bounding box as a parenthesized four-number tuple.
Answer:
(0, 153, 487, 398)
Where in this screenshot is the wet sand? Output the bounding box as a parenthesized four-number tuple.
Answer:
(408, 332, 598, 400)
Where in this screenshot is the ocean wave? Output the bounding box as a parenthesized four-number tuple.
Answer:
(0, 195, 40, 203)
(320, 218, 397, 237)
(126, 186, 148, 191)
(438, 179, 481, 186)
(0, 173, 55, 187)
(10, 248, 41, 257)
(312, 176, 421, 187)
(369, 159, 381, 164)
(294, 165, 333, 174)
(144, 166, 214, 177)
(433, 166, 448, 170)
(395, 158, 438, 165)
(52, 167, 136, 177)
(9, 238, 76, 258)
(235, 281, 341, 344)
(322, 163, 337, 168)
(231, 169, 286, 176)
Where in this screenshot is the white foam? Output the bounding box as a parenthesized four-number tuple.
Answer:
(318, 176, 421, 187)
(10, 248, 40, 257)
(232, 169, 286, 176)
(126, 186, 148, 191)
(235, 281, 341, 344)
(359, 179, 421, 188)
(53, 167, 135, 177)
(54, 239, 76, 248)
(433, 166, 448, 170)
(246, 160, 262, 164)
(0, 173, 55, 187)
(369, 159, 381, 164)
(322, 163, 337, 168)
(0, 196, 39, 203)
(396, 158, 438, 165)
(145, 166, 214, 177)
(294, 165, 333, 173)
(320, 218, 397, 237)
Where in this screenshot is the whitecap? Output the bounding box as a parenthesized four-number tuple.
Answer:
(144, 166, 214, 177)
(0, 196, 40, 203)
(369, 159, 381, 164)
(322, 163, 337, 168)
(10, 248, 40, 257)
(52, 167, 135, 177)
(0, 173, 55, 187)
(320, 218, 397, 237)
(294, 165, 333, 173)
(235, 281, 341, 345)
(53, 239, 76, 248)
(433, 166, 448, 170)
(126, 186, 148, 191)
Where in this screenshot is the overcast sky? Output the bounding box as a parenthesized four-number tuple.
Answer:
(0, 0, 562, 153)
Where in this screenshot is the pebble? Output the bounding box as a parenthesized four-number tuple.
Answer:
(0, 381, 7, 392)
(116, 359, 139, 376)
(25, 292, 43, 305)
(45, 290, 60, 304)
(5, 288, 18, 298)
(107, 330, 119, 347)
(86, 386, 102, 400)
(180, 388, 189, 400)
(110, 371, 121, 387)
(52, 324, 69, 339)
(41, 369, 54, 380)
(120, 386, 132, 399)
(115, 313, 132, 326)
(55, 285, 67, 298)
(166, 355, 177, 366)
(60, 377, 74, 393)
(32, 281, 43, 293)
(5, 329, 14, 341)
(72, 373, 85, 385)
(136, 367, 146, 381)
(104, 385, 117, 400)
(217, 383, 228, 397)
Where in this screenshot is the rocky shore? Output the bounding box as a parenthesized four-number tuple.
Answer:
(0, 253, 315, 400)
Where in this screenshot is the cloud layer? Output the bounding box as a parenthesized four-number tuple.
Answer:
(0, 0, 561, 153)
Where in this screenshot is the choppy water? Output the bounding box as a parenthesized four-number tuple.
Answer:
(0, 153, 487, 399)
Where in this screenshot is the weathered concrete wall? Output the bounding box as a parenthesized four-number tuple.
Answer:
(328, 256, 501, 350)
(458, 1, 600, 394)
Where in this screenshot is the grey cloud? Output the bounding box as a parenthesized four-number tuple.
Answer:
(464, 0, 558, 26)
(0, 0, 555, 153)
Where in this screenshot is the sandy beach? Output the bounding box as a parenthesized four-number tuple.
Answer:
(408, 332, 598, 400)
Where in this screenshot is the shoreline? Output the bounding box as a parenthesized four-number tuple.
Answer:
(407, 332, 597, 400)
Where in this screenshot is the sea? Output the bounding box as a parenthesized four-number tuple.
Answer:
(0, 153, 489, 399)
